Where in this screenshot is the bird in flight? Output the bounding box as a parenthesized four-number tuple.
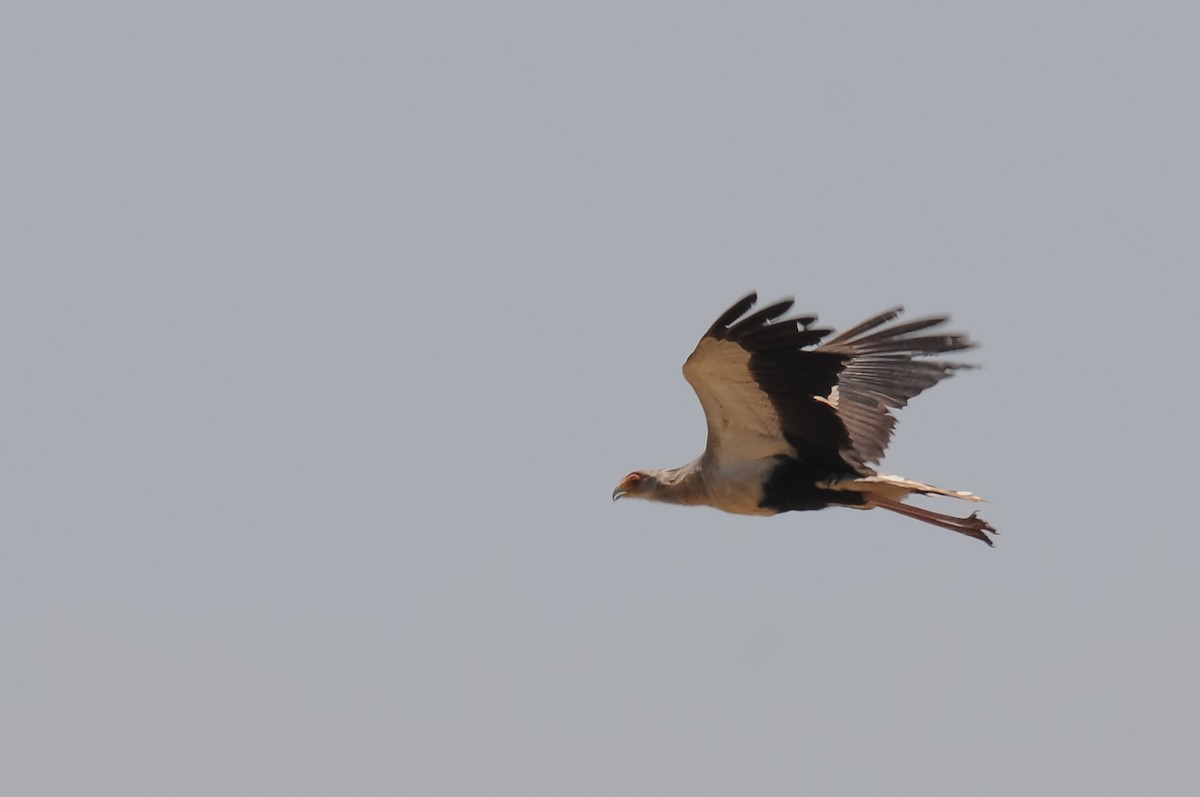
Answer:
(612, 292, 996, 545)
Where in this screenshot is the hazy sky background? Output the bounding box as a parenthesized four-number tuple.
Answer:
(4, 2, 1197, 795)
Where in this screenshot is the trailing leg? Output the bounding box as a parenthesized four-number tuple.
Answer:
(871, 495, 997, 546)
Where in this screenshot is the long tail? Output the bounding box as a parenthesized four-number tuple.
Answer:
(827, 474, 997, 546)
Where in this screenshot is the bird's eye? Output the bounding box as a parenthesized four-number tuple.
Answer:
(625, 473, 644, 490)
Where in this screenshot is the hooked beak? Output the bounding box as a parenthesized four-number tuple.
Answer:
(612, 486, 625, 502)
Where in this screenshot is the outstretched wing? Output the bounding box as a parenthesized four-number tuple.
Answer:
(683, 293, 976, 475)
(817, 308, 974, 468)
(682, 293, 853, 475)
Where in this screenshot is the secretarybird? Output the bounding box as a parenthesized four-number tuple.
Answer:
(612, 292, 996, 546)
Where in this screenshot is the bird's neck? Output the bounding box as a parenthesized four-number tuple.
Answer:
(654, 461, 710, 505)
(656, 455, 783, 516)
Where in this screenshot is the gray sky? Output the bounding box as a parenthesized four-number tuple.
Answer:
(4, 2, 1197, 795)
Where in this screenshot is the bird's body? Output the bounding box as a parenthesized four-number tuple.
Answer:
(613, 292, 996, 545)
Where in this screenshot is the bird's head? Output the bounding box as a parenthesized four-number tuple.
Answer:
(612, 470, 662, 502)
